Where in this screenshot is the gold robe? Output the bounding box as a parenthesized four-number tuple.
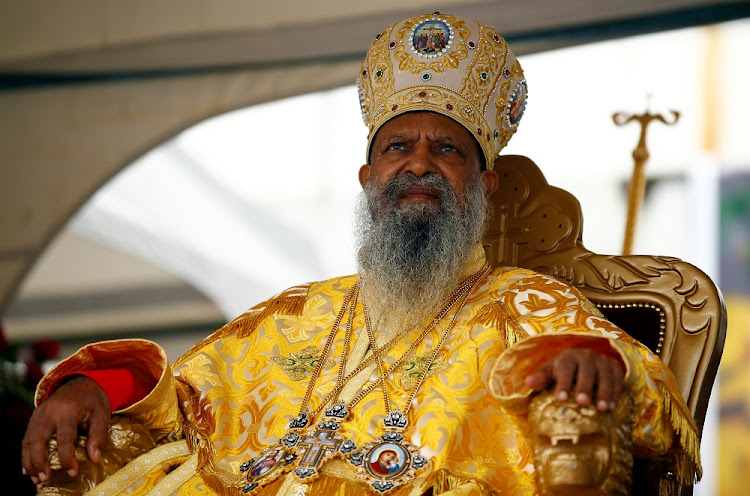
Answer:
(36, 249, 700, 495)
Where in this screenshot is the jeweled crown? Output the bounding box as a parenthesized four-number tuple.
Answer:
(358, 12, 527, 169)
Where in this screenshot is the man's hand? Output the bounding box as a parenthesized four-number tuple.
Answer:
(525, 347, 624, 412)
(21, 376, 110, 485)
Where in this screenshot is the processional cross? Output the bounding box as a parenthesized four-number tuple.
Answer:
(613, 107, 679, 255)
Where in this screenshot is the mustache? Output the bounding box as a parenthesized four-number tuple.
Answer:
(369, 173, 455, 209)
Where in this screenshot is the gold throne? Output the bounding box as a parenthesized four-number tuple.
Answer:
(483, 155, 726, 495)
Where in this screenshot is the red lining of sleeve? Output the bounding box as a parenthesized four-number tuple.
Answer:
(584, 341, 627, 372)
(47, 369, 150, 412)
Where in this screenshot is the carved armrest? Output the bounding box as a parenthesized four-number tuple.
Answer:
(528, 389, 635, 496)
(37, 416, 156, 495)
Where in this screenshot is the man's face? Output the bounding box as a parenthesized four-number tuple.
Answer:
(359, 111, 498, 210)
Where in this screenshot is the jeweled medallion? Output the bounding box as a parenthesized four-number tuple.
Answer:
(507, 80, 528, 127)
(240, 444, 297, 494)
(346, 431, 429, 495)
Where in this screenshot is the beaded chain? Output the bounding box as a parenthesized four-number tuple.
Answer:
(363, 264, 490, 417)
(297, 264, 490, 421)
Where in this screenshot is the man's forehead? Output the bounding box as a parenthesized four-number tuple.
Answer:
(374, 111, 474, 142)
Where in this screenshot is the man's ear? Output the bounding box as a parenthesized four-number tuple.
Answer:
(481, 169, 499, 197)
(358, 164, 371, 189)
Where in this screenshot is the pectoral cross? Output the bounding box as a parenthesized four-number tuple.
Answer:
(613, 106, 680, 255)
(293, 422, 343, 482)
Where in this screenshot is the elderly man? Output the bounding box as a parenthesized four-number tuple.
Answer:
(22, 12, 699, 496)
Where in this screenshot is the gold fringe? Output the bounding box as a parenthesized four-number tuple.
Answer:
(237, 283, 311, 338)
(468, 301, 528, 349)
(307, 474, 371, 496)
(419, 468, 493, 496)
(182, 422, 216, 472)
(658, 383, 703, 486)
(177, 283, 312, 362)
(200, 468, 267, 496)
(659, 475, 679, 496)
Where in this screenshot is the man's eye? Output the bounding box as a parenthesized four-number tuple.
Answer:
(386, 143, 405, 151)
(439, 144, 457, 152)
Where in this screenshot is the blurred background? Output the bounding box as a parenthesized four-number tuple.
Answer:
(1, 1, 749, 494)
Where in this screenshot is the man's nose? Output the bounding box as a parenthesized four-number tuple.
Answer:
(402, 145, 437, 177)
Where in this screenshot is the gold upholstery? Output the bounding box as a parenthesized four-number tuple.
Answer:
(483, 154, 726, 494)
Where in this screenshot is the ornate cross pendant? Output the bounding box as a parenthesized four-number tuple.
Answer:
(282, 404, 357, 483)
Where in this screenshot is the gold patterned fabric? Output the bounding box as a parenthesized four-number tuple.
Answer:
(36, 248, 699, 495)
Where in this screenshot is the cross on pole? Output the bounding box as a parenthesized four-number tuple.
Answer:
(613, 108, 680, 255)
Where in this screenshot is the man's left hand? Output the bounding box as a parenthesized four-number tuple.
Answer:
(525, 348, 624, 412)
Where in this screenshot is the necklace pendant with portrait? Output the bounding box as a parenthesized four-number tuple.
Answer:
(345, 410, 430, 494)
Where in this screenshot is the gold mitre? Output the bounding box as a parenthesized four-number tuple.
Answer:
(358, 12, 527, 169)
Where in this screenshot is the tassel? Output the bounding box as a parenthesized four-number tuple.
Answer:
(237, 284, 311, 338)
(468, 301, 528, 348)
(658, 383, 702, 486)
(659, 474, 679, 496)
(181, 421, 221, 477)
(199, 461, 254, 496)
(422, 468, 493, 495)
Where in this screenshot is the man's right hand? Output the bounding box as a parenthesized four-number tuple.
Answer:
(21, 375, 111, 485)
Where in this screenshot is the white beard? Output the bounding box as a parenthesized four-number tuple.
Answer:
(355, 172, 489, 338)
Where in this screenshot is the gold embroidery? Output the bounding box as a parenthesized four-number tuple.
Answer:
(271, 345, 335, 381)
(370, 87, 492, 145)
(459, 26, 508, 113)
(394, 352, 450, 390)
(81, 440, 191, 496)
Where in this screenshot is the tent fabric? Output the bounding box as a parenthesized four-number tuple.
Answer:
(1, 0, 748, 314)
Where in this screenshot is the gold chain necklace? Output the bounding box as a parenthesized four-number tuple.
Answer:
(239, 265, 490, 494)
(345, 265, 489, 493)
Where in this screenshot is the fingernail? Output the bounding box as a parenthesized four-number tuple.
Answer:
(597, 400, 608, 411)
(576, 392, 589, 404)
(556, 391, 568, 401)
(22, 468, 27, 475)
(67, 468, 77, 477)
(31, 476, 39, 485)
(94, 448, 101, 461)
(38, 472, 47, 482)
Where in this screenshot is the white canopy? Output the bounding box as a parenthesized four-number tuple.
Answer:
(1, 0, 747, 329)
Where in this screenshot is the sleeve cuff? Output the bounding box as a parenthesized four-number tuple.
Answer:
(46, 369, 150, 412)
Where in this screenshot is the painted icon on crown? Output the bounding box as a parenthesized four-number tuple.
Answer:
(412, 20, 451, 55)
(508, 81, 528, 127)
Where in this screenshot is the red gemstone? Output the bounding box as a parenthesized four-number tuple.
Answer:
(362, 69, 367, 76)
(389, 41, 396, 48)
(504, 68, 510, 77)
(418, 91, 427, 97)
(477, 128, 482, 135)
(446, 104, 454, 110)
(391, 104, 398, 111)
(376, 33, 382, 40)
(493, 34, 500, 42)
(468, 41, 476, 48)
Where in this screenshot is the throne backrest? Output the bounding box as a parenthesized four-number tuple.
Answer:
(483, 154, 726, 434)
